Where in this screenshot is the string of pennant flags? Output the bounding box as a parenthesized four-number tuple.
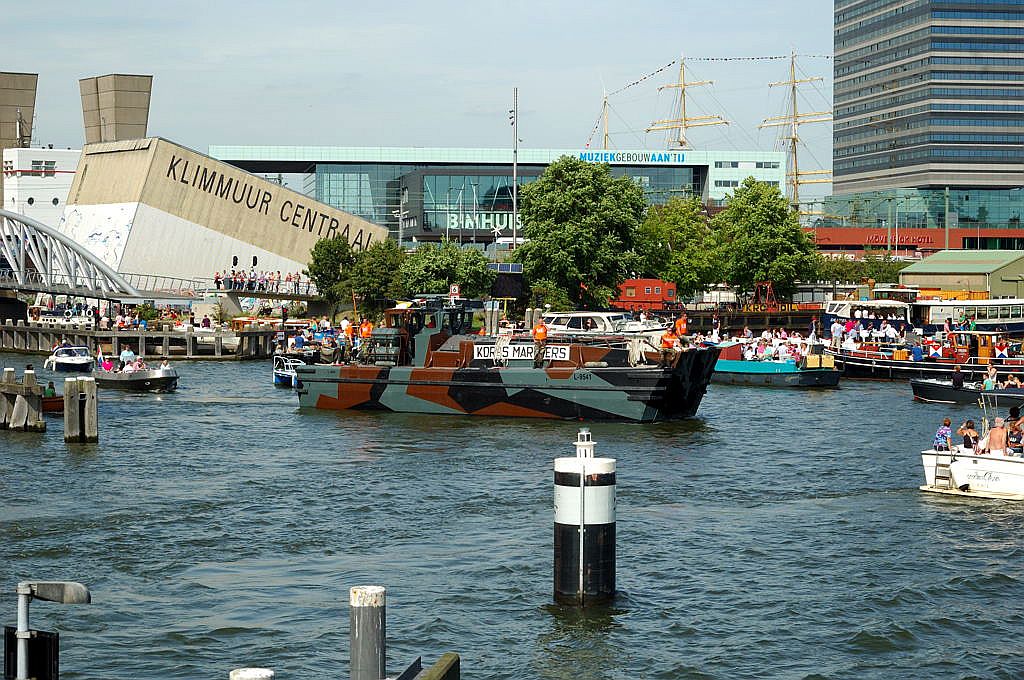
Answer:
(608, 54, 833, 96)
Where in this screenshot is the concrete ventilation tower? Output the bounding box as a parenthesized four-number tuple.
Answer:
(79, 74, 153, 144)
(0, 72, 39, 204)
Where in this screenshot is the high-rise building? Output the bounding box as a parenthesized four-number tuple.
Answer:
(833, 0, 1024, 194)
(0, 72, 38, 204)
(814, 1, 1024, 256)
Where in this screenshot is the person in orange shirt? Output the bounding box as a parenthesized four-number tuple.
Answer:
(674, 312, 688, 337)
(531, 318, 549, 368)
(358, 318, 374, 362)
(659, 328, 680, 368)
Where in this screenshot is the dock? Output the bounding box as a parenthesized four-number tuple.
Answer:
(0, 319, 280, 360)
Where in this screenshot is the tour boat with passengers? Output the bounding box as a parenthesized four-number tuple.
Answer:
(911, 378, 1024, 405)
(826, 330, 1024, 381)
(295, 300, 720, 422)
(711, 340, 840, 388)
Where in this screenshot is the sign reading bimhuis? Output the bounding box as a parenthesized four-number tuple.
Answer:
(164, 153, 376, 249)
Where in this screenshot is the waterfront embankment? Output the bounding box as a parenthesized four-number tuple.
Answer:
(0, 319, 279, 359)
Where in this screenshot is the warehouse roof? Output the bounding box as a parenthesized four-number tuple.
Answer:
(900, 250, 1024, 275)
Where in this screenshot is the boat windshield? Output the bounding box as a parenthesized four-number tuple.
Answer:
(57, 348, 90, 357)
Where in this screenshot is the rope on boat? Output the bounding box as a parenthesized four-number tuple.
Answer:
(493, 335, 511, 367)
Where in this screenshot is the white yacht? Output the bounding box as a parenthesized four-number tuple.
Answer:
(921, 448, 1024, 501)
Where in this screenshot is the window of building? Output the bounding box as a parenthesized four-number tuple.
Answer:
(714, 180, 740, 188)
(644, 287, 652, 294)
(714, 161, 739, 168)
(655, 286, 661, 294)
(43, 161, 56, 177)
(625, 288, 636, 297)
(667, 290, 675, 298)
(755, 161, 780, 169)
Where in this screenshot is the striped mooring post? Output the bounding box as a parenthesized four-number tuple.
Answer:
(553, 428, 616, 606)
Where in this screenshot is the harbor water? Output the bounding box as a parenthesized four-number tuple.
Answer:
(2, 353, 1023, 679)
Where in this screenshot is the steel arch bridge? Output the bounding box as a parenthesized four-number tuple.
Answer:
(0, 209, 141, 299)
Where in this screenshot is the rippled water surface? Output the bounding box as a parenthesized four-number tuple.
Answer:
(2, 353, 1023, 679)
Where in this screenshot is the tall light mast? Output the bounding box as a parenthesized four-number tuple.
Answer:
(509, 87, 519, 248)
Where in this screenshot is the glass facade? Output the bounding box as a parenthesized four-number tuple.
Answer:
(812, 188, 1024, 251)
(834, 0, 1024, 193)
(309, 160, 704, 242)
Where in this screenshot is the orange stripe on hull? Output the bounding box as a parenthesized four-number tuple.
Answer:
(473, 402, 560, 419)
(406, 368, 464, 412)
(315, 366, 382, 410)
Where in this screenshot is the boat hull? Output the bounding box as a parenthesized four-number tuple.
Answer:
(93, 369, 178, 392)
(295, 350, 719, 423)
(711, 359, 840, 388)
(274, 372, 295, 388)
(910, 379, 1024, 405)
(54, 361, 94, 373)
(42, 396, 63, 413)
(826, 348, 1024, 381)
(921, 450, 1024, 500)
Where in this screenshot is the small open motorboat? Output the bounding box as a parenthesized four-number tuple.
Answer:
(43, 346, 94, 372)
(920, 394, 1024, 500)
(921, 448, 1024, 501)
(93, 365, 178, 392)
(273, 356, 306, 388)
(911, 378, 1024, 405)
(42, 395, 64, 413)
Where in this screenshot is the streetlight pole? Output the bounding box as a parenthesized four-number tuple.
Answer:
(471, 181, 479, 245)
(509, 87, 519, 249)
(445, 187, 454, 242)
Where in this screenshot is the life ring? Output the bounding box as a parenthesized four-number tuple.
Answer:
(64, 310, 73, 319)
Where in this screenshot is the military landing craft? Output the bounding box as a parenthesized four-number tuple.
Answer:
(295, 300, 719, 422)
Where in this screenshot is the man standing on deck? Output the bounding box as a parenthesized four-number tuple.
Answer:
(358, 317, 374, 363)
(674, 312, 688, 337)
(659, 327, 680, 368)
(531, 317, 548, 369)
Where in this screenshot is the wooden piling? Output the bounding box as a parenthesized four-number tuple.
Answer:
(0, 368, 15, 427)
(64, 377, 98, 443)
(0, 369, 45, 431)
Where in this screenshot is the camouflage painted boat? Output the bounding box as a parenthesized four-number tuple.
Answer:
(295, 302, 720, 422)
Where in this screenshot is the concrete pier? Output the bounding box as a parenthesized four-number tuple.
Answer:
(0, 319, 278, 360)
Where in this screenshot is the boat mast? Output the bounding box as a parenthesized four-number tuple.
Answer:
(645, 57, 728, 150)
(759, 50, 832, 211)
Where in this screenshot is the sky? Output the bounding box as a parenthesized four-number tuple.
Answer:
(6, 0, 836, 196)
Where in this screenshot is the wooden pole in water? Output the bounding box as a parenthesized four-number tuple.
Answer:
(80, 377, 98, 442)
(349, 585, 386, 680)
(63, 378, 81, 442)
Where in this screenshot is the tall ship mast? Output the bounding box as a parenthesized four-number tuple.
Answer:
(759, 50, 832, 209)
(645, 58, 728, 150)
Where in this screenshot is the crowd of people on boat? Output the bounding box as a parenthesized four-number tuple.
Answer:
(279, 314, 377, 363)
(933, 405, 1024, 457)
(213, 270, 313, 294)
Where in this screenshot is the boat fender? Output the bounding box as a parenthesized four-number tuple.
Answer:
(958, 483, 970, 492)
(584, 361, 609, 368)
(374, 361, 397, 367)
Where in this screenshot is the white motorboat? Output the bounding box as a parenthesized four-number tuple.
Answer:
(273, 355, 305, 388)
(920, 448, 1024, 501)
(541, 311, 667, 342)
(43, 346, 95, 372)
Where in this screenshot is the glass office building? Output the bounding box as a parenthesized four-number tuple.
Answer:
(211, 146, 785, 243)
(821, 0, 1024, 254)
(834, 0, 1024, 194)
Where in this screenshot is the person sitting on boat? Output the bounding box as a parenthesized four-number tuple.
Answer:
(532, 318, 549, 369)
(951, 365, 965, 389)
(933, 417, 952, 451)
(1003, 373, 1023, 389)
(958, 420, 979, 452)
(986, 417, 1009, 456)
(1008, 418, 1022, 456)
(159, 359, 170, 370)
(658, 328, 680, 368)
(118, 347, 136, 370)
(43, 381, 57, 398)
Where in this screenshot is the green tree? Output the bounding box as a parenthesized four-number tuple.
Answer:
(351, 239, 407, 313)
(513, 156, 646, 308)
(861, 251, 908, 283)
(398, 241, 495, 298)
(637, 195, 723, 299)
(527, 278, 574, 312)
(712, 178, 817, 297)
(305, 237, 356, 316)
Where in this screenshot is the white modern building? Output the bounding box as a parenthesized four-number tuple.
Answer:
(1, 147, 81, 226)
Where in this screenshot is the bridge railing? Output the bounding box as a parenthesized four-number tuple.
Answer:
(0, 268, 121, 291)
